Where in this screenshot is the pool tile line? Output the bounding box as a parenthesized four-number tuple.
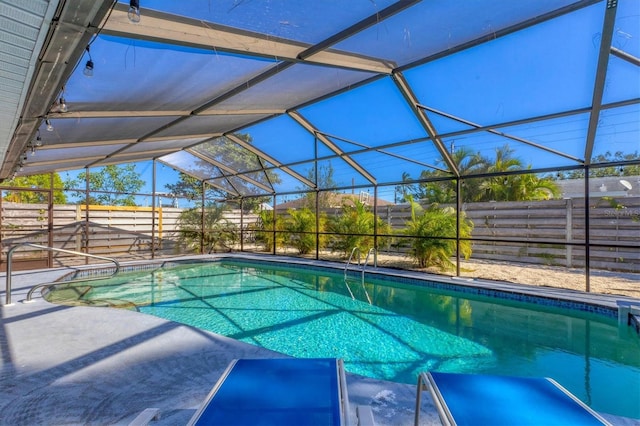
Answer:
(55, 257, 219, 282)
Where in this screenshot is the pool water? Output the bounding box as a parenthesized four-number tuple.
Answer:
(48, 260, 640, 419)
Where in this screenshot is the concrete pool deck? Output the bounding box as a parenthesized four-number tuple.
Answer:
(1, 256, 638, 425)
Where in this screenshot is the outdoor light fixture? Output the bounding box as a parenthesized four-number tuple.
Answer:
(51, 97, 68, 113)
(84, 59, 94, 76)
(58, 97, 68, 113)
(34, 131, 42, 147)
(128, 0, 141, 23)
(83, 46, 94, 77)
(45, 119, 54, 132)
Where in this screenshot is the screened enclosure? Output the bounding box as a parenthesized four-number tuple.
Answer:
(0, 0, 638, 296)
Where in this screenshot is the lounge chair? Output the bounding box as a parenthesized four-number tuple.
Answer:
(415, 371, 611, 426)
(188, 358, 350, 426)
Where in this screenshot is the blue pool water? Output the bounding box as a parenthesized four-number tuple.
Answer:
(49, 259, 640, 419)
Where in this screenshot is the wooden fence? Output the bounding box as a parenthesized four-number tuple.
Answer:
(1, 197, 637, 272)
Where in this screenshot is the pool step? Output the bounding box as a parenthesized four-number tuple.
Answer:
(618, 301, 640, 335)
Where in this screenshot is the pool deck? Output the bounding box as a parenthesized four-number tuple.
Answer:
(1, 255, 638, 426)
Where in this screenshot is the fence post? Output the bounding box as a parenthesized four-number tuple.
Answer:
(386, 205, 391, 252)
(75, 205, 82, 253)
(240, 199, 244, 252)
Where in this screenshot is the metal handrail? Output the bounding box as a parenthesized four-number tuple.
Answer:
(344, 247, 361, 279)
(343, 247, 361, 300)
(360, 248, 376, 305)
(362, 247, 377, 280)
(4, 243, 120, 305)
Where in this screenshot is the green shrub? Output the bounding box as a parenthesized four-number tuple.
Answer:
(327, 201, 390, 258)
(254, 209, 283, 251)
(282, 208, 326, 254)
(177, 204, 237, 253)
(404, 197, 473, 270)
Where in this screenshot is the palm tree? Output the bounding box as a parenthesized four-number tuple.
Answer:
(479, 145, 559, 201)
(414, 146, 489, 203)
(453, 146, 490, 202)
(177, 203, 237, 253)
(327, 200, 390, 257)
(404, 195, 473, 270)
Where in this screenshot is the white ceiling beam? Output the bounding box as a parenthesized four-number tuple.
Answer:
(102, 5, 393, 74)
(585, 1, 618, 164)
(392, 71, 459, 176)
(47, 109, 285, 119)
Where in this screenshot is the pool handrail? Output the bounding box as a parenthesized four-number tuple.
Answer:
(343, 247, 361, 300)
(362, 247, 377, 279)
(344, 247, 374, 305)
(360, 248, 376, 304)
(344, 247, 361, 277)
(4, 242, 120, 306)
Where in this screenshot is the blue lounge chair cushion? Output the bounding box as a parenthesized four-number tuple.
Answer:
(425, 372, 609, 426)
(189, 358, 346, 426)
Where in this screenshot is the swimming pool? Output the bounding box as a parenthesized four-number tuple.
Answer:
(47, 258, 640, 419)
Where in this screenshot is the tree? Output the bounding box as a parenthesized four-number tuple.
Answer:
(413, 146, 489, 203)
(282, 208, 325, 254)
(65, 164, 144, 206)
(478, 146, 559, 201)
(2, 173, 67, 204)
(327, 200, 391, 257)
(408, 144, 560, 203)
(255, 208, 282, 251)
(480, 168, 560, 201)
(394, 171, 417, 204)
(559, 151, 640, 179)
(176, 203, 237, 253)
(404, 195, 473, 270)
(164, 134, 281, 212)
(164, 172, 202, 202)
(297, 162, 338, 210)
